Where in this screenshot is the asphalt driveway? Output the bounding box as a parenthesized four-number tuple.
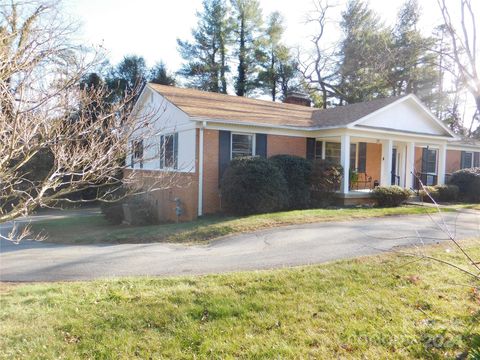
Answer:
(0, 209, 478, 282)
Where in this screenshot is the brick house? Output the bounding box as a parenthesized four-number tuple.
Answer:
(127, 84, 480, 222)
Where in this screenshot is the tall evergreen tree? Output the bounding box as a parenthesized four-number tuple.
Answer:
(389, 0, 438, 104)
(177, 0, 231, 93)
(231, 0, 263, 96)
(337, 0, 392, 104)
(256, 12, 298, 101)
(149, 61, 176, 86)
(107, 55, 148, 101)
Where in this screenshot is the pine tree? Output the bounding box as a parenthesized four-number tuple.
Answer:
(256, 12, 298, 101)
(149, 62, 176, 86)
(177, 0, 231, 93)
(337, 0, 392, 104)
(231, 0, 263, 96)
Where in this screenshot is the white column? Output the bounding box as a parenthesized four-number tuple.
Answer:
(405, 141, 415, 189)
(380, 139, 393, 186)
(340, 134, 350, 194)
(437, 143, 447, 185)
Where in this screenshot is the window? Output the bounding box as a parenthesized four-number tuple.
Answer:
(160, 133, 178, 169)
(132, 140, 143, 169)
(231, 133, 254, 159)
(424, 148, 437, 174)
(461, 152, 473, 169)
(325, 142, 341, 163)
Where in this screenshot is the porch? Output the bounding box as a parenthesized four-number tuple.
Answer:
(312, 133, 448, 196)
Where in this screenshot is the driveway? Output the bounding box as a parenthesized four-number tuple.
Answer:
(0, 209, 478, 281)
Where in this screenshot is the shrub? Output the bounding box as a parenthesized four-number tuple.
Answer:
(309, 159, 343, 207)
(420, 184, 459, 203)
(269, 155, 312, 209)
(448, 167, 480, 202)
(221, 157, 288, 215)
(123, 193, 159, 226)
(372, 186, 412, 207)
(100, 201, 125, 225)
(100, 188, 159, 226)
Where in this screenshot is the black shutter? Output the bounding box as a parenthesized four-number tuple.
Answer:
(358, 142, 367, 172)
(174, 132, 179, 169)
(219, 130, 231, 183)
(421, 148, 428, 173)
(306, 138, 315, 160)
(159, 135, 164, 169)
(255, 133, 267, 158)
(315, 141, 322, 159)
(460, 151, 466, 169)
(474, 152, 480, 167)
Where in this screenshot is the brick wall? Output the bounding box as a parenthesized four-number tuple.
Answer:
(202, 129, 222, 214)
(365, 143, 381, 184)
(446, 149, 461, 173)
(267, 135, 307, 158)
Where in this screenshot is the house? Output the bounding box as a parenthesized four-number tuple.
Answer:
(126, 83, 480, 222)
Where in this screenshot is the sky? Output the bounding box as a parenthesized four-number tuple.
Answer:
(65, 0, 445, 69)
(64, 0, 477, 128)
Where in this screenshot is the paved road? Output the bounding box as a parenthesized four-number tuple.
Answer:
(1, 210, 478, 281)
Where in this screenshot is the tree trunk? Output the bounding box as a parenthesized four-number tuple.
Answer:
(236, 17, 246, 97)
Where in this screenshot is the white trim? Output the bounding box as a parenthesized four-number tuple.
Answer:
(230, 132, 256, 160)
(347, 94, 457, 139)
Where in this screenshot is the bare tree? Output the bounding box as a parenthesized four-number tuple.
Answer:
(298, 0, 339, 108)
(437, 0, 480, 136)
(0, 1, 180, 241)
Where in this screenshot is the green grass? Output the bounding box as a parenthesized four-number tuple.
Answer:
(32, 205, 448, 245)
(1, 241, 479, 359)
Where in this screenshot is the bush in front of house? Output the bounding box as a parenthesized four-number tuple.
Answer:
(309, 159, 343, 207)
(448, 167, 480, 202)
(269, 155, 312, 209)
(419, 184, 459, 203)
(100, 188, 159, 225)
(372, 186, 413, 207)
(221, 157, 289, 215)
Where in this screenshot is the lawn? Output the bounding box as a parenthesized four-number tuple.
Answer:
(31, 205, 448, 245)
(1, 241, 479, 359)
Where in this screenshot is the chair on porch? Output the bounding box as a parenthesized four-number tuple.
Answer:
(351, 172, 373, 190)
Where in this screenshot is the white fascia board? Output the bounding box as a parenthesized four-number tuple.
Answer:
(347, 94, 457, 139)
(447, 144, 480, 151)
(346, 127, 454, 143)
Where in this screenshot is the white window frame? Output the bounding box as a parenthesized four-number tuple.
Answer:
(230, 132, 256, 160)
(463, 151, 474, 169)
(159, 132, 177, 170)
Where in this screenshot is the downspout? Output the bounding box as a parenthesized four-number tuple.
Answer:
(198, 122, 206, 217)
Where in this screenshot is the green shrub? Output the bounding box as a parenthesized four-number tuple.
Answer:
(419, 185, 458, 203)
(448, 167, 480, 202)
(269, 155, 312, 209)
(309, 159, 343, 207)
(372, 186, 412, 207)
(221, 157, 288, 215)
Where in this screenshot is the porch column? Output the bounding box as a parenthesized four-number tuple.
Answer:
(340, 134, 350, 194)
(437, 143, 447, 185)
(380, 139, 393, 186)
(405, 142, 415, 189)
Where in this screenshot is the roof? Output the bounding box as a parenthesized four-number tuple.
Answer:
(148, 83, 407, 129)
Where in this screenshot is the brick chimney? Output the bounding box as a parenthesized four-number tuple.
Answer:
(284, 91, 311, 107)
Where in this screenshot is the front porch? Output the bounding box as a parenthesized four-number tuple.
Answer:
(312, 133, 448, 200)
